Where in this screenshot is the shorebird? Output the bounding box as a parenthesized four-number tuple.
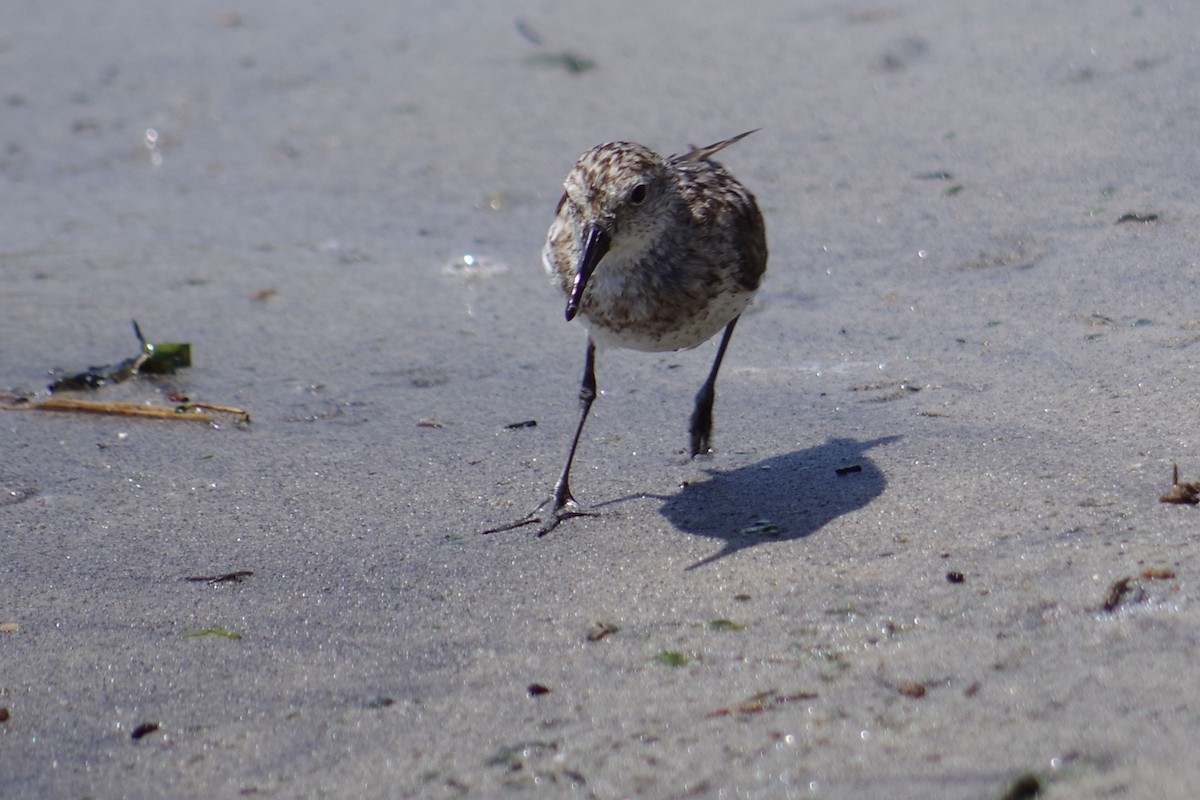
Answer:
(487, 131, 767, 535)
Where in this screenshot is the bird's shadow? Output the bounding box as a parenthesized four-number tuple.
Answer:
(657, 436, 900, 569)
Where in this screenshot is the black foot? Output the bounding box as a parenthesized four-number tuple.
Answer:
(689, 405, 713, 457)
(690, 378, 716, 456)
(481, 496, 597, 537)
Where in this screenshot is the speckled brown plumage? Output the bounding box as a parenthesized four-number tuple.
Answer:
(543, 131, 767, 351)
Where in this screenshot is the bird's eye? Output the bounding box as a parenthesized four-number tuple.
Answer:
(629, 184, 648, 205)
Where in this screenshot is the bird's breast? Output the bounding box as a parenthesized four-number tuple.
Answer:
(575, 250, 756, 352)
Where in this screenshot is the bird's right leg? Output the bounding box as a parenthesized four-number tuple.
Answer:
(550, 337, 597, 515)
(482, 338, 599, 536)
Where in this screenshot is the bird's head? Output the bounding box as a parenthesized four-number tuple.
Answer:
(559, 142, 670, 320)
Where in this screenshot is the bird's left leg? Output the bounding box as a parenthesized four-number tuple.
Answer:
(689, 316, 740, 456)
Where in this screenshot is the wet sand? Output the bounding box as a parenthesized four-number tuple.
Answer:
(3, 2, 1200, 797)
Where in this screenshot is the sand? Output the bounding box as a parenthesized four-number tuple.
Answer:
(3, 1, 1200, 797)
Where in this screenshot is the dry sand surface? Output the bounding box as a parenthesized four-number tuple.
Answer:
(3, 2, 1200, 798)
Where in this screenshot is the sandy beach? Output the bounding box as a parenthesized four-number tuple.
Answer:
(3, 2, 1200, 797)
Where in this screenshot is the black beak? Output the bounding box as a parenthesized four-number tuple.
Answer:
(565, 224, 610, 321)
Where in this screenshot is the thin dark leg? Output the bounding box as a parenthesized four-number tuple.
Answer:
(551, 338, 597, 513)
(481, 339, 598, 536)
(690, 316, 740, 457)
